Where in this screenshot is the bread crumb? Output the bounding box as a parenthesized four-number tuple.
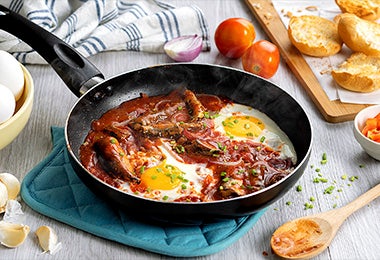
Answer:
(284, 11, 293, 18)
(252, 3, 262, 10)
(320, 68, 332, 75)
(264, 12, 272, 20)
(306, 6, 318, 12)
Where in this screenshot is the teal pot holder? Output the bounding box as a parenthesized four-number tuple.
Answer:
(21, 127, 266, 257)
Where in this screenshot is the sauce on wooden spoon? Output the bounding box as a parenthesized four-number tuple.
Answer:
(271, 183, 380, 259)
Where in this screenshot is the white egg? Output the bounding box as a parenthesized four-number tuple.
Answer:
(214, 103, 297, 164)
(0, 50, 24, 101)
(0, 84, 16, 124)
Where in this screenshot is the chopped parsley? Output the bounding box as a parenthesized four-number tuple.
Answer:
(320, 152, 327, 164)
(304, 202, 314, 210)
(324, 186, 335, 194)
(175, 145, 185, 154)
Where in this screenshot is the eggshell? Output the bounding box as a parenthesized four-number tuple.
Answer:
(0, 84, 16, 124)
(0, 50, 24, 101)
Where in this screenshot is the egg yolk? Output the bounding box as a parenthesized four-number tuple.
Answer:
(140, 160, 185, 190)
(223, 115, 265, 138)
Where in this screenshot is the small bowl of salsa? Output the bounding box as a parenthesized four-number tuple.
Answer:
(353, 104, 380, 161)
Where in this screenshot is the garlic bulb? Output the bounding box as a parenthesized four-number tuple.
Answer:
(35, 225, 61, 254)
(0, 182, 8, 213)
(0, 221, 30, 248)
(0, 173, 21, 200)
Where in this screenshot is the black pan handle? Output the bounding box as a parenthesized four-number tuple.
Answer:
(0, 5, 104, 97)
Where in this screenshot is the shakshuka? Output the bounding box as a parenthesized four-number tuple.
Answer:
(79, 89, 297, 202)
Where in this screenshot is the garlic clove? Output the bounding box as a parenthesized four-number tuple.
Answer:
(164, 35, 203, 62)
(0, 173, 21, 200)
(0, 181, 8, 213)
(0, 221, 30, 248)
(35, 225, 61, 254)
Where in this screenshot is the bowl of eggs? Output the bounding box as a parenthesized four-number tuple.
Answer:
(353, 104, 380, 161)
(0, 50, 33, 150)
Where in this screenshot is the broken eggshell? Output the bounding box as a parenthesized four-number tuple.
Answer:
(164, 35, 203, 62)
(0, 221, 30, 248)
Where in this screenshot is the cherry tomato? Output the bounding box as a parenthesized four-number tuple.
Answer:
(214, 18, 256, 59)
(242, 40, 280, 79)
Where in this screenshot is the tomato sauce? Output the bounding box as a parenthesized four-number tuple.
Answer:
(79, 90, 295, 201)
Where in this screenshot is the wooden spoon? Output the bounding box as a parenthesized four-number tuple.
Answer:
(271, 183, 380, 259)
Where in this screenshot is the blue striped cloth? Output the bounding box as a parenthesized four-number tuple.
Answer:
(0, 0, 210, 64)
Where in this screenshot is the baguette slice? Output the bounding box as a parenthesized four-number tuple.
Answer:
(331, 52, 380, 93)
(337, 13, 380, 56)
(288, 15, 342, 57)
(335, 0, 380, 21)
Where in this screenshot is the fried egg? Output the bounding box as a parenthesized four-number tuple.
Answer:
(124, 144, 212, 201)
(213, 103, 297, 164)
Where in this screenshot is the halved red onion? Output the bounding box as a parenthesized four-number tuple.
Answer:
(164, 35, 202, 62)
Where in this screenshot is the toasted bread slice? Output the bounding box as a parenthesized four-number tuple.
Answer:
(288, 15, 342, 57)
(331, 52, 380, 93)
(337, 13, 380, 56)
(335, 0, 380, 21)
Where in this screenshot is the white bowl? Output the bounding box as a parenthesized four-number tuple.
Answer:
(353, 104, 380, 161)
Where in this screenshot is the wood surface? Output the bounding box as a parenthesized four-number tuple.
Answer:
(245, 0, 370, 123)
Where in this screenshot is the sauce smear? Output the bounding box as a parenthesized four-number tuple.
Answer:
(271, 219, 324, 258)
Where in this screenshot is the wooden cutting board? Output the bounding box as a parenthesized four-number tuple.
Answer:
(245, 0, 370, 123)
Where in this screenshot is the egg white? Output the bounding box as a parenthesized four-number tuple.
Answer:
(121, 144, 213, 201)
(214, 103, 297, 164)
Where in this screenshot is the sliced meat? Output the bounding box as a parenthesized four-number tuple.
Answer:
(95, 136, 140, 183)
(129, 122, 181, 138)
(184, 90, 206, 119)
(219, 178, 245, 198)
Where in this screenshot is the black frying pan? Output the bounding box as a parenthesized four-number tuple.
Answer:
(0, 5, 312, 223)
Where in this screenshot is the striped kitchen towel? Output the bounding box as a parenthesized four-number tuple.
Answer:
(0, 0, 210, 64)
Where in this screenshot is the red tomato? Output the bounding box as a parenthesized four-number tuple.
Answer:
(242, 40, 280, 79)
(214, 18, 256, 59)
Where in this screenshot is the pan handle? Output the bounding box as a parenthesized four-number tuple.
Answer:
(0, 5, 104, 97)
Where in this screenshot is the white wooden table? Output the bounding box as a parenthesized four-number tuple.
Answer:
(1, 1, 379, 259)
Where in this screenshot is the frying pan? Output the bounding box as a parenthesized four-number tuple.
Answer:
(0, 6, 312, 223)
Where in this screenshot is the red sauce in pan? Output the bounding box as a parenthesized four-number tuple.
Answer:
(79, 90, 295, 202)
